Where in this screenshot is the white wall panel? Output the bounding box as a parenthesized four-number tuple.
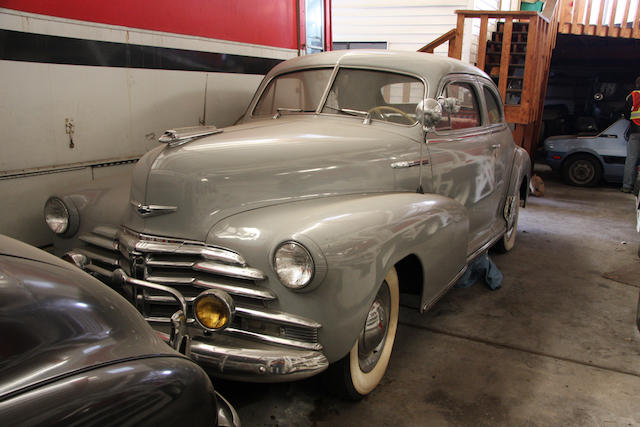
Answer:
(0, 10, 276, 245)
(333, 0, 467, 53)
(205, 73, 263, 126)
(333, 0, 500, 61)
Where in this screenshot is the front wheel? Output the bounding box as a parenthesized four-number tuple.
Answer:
(325, 267, 399, 400)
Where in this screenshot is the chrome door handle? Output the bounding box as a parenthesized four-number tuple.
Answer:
(490, 144, 501, 150)
(390, 158, 429, 169)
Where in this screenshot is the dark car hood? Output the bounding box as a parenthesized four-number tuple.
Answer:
(0, 235, 176, 398)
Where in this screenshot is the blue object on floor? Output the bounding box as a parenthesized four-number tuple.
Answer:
(454, 253, 503, 290)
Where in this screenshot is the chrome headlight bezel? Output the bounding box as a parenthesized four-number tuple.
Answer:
(44, 196, 79, 237)
(273, 241, 316, 289)
(193, 289, 235, 332)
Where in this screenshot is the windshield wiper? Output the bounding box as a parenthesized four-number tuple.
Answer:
(273, 107, 316, 119)
(323, 105, 373, 124)
(323, 105, 368, 117)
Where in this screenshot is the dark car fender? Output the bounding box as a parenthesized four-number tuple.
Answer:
(0, 357, 217, 427)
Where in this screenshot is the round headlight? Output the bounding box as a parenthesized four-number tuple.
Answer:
(274, 241, 314, 289)
(193, 290, 235, 332)
(44, 197, 69, 234)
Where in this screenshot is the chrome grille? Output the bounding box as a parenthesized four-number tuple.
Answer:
(74, 225, 321, 350)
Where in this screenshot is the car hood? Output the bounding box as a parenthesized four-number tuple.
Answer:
(123, 115, 420, 242)
(0, 235, 176, 398)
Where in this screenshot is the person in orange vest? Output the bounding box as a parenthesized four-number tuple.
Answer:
(622, 76, 640, 193)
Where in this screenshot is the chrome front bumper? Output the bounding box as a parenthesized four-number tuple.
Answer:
(154, 330, 328, 382)
(115, 268, 328, 382)
(192, 334, 328, 382)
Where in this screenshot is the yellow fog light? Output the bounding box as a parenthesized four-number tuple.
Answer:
(193, 290, 235, 332)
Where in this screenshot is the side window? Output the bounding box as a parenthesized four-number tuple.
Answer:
(483, 86, 504, 125)
(436, 82, 481, 131)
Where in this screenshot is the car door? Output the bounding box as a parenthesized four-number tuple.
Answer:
(426, 76, 499, 255)
(479, 79, 515, 230)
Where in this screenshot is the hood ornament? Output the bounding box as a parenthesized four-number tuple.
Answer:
(131, 201, 178, 218)
(159, 125, 222, 147)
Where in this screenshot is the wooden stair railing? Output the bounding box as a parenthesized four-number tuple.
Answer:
(418, 29, 457, 55)
(559, 0, 640, 38)
(419, 6, 560, 158)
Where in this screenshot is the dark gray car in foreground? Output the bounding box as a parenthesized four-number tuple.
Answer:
(0, 235, 239, 426)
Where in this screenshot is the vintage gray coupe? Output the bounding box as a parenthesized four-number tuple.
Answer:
(544, 118, 633, 186)
(44, 50, 530, 398)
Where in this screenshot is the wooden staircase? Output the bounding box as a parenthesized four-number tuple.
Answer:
(420, 9, 559, 158)
(420, 0, 640, 157)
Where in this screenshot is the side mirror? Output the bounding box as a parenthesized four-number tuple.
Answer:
(418, 98, 442, 130)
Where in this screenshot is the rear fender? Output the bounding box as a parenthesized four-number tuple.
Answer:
(206, 192, 468, 361)
(507, 146, 531, 207)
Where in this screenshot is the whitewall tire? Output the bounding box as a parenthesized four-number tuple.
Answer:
(325, 266, 399, 399)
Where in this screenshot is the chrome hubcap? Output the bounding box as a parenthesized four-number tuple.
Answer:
(358, 282, 391, 373)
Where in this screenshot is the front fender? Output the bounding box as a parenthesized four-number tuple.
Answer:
(206, 192, 468, 362)
(50, 172, 131, 256)
(564, 147, 605, 165)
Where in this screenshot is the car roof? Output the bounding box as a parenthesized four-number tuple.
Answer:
(268, 50, 490, 91)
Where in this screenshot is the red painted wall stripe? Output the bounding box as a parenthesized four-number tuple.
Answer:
(2, 0, 300, 50)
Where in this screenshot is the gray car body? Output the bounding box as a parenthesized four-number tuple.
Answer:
(48, 50, 530, 380)
(544, 118, 631, 183)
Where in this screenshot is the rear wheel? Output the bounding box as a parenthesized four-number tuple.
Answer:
(562, 154, 602, 187)
(325, 267, 399, 400)
(495, 201, 519, 253)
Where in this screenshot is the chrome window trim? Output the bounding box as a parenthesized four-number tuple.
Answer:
(249, 65, 336, 119)
(431, 73, 486, 137)
(318, 64, 428, 129)
(247, 64, 428, 130)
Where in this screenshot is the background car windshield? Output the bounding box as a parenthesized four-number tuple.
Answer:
(253, 68, 333, 116)
(321, 69, 424, 125)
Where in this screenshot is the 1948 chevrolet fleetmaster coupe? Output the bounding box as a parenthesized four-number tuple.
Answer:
(44, 50, 530, 398)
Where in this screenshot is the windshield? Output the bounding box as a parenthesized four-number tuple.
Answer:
(252, 67, 425, 126)
(322, 69, 424, 126)
(253, 68, 333, 116)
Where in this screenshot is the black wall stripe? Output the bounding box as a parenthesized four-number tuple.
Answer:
(0, 29, 282, 74)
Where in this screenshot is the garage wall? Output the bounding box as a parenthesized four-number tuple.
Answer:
(332, 0, 499, 63)
(0, 8, 297, 246)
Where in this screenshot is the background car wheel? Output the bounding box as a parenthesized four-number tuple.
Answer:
(324, 266, 399, 400)
(562, 154, 602, 187)
(494, 200, 519, 253)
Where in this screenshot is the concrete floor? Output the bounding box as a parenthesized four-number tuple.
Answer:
(215, 165, 640, 426)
